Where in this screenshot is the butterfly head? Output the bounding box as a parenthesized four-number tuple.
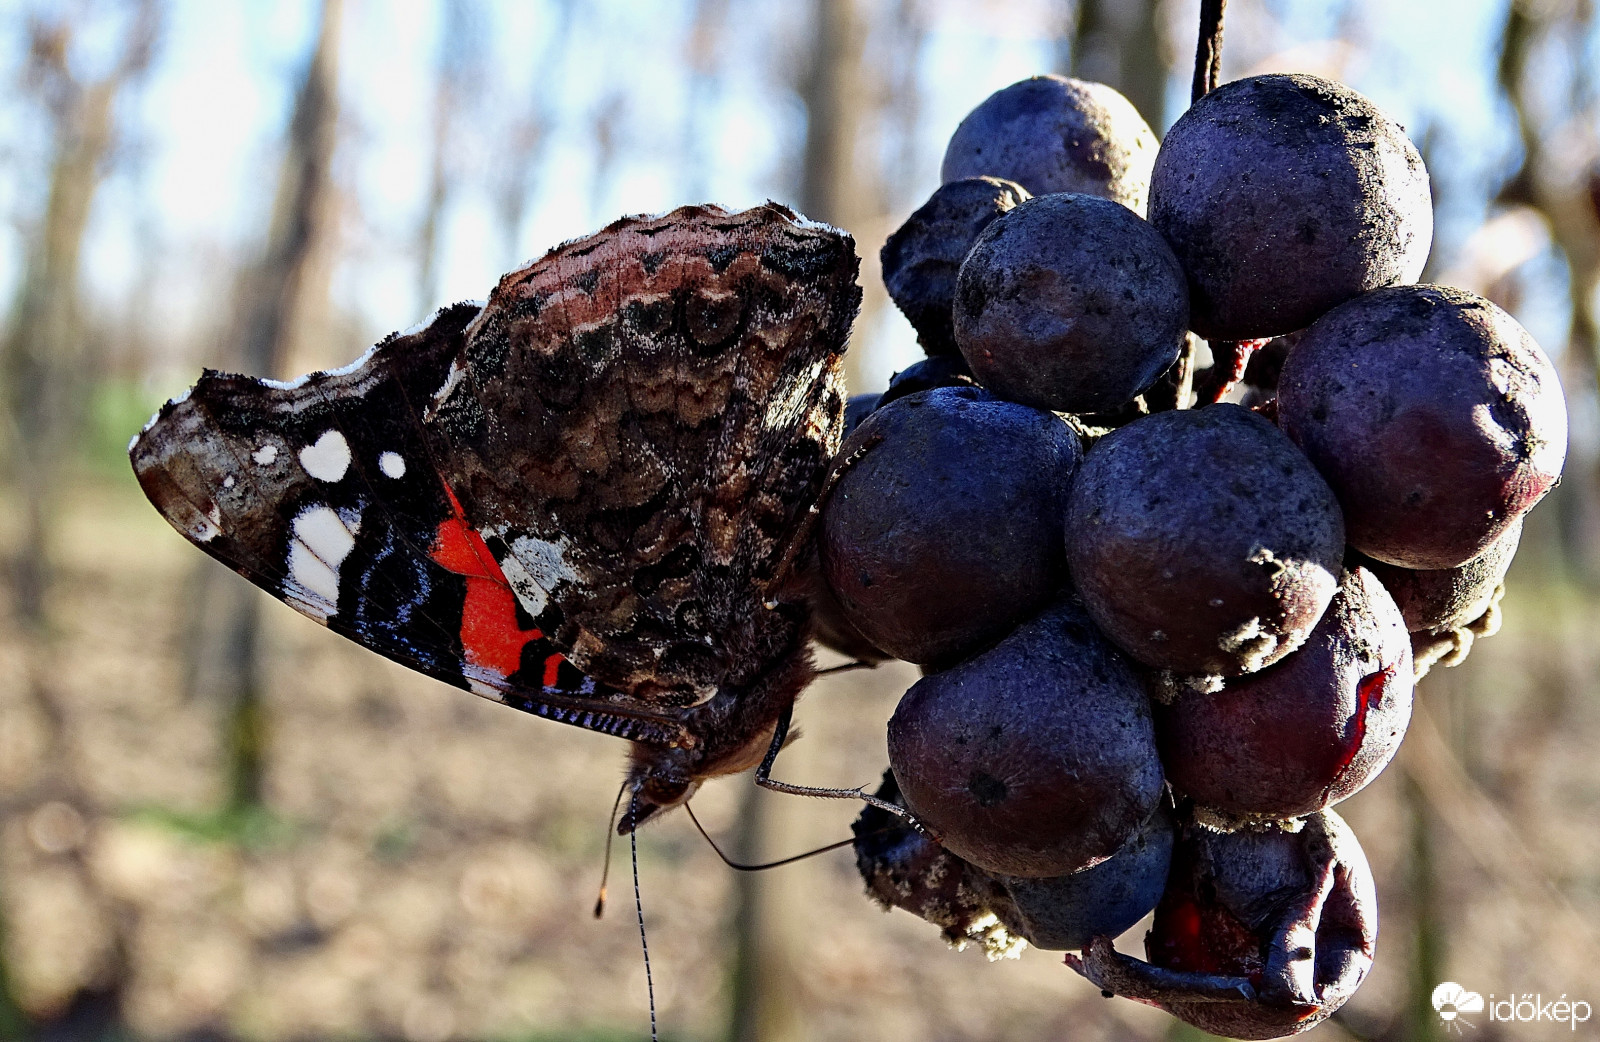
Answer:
(619, 751, 703, 834)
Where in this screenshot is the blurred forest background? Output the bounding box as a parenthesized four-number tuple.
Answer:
(3, 0, 1600, 1040)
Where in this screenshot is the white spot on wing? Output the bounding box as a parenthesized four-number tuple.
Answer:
(299, 429, 351, 482)
(254, 444, 278, 465)
(486, 530, 582, 621)
(378, 451, 406, 479)
(223, 475, 236, 488)
(284, 504, 361, 621)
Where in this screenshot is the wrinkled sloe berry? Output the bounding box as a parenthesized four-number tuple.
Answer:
(941, 75, 1157, 211)
(881, 177, 1030, 356)
(853, 771, 1018, 955)
(819, 387, 1081, 665)
(1148, 73, 1433, 340)
(1064, 404, 1345, 677)
(876, 354, 978, 410)
(1157, 567, 1414, 820)
(1357, 518, 1521, 635)
(1068, 810, 1376, 1039)
(953, 193, 1189, 413)
(1278, 285, 1566, 569)
(997, 801, 1175, 951)
(887, 597, 1164, 877)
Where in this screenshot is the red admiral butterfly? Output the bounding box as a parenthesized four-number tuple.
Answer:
(131, 202, 866, 831)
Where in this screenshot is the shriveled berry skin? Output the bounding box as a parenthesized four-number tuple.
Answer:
(819, 387, 1081, 665)
(941, 75, 1157, 211)
(852, 771, 1017, 953)
(1148, 73, 1432, 340)
(1064, 404, 1346, 677)
(1142, 812, 1377, 1038)
(1278, 285, 1566, 569)
(953, 193, 1189, 413)
(881, 177, 1030, 356)
(1157, 567, 1414, 820)
(997, 802, 1174, 950)
(876, 354, 978, 410)
(1358, 518, 1521, 634)
(887, 598, 1164, 877)
(1069, 812, 1376, 1038)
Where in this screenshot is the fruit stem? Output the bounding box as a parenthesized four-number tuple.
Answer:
(1191, 0, 1228, 103)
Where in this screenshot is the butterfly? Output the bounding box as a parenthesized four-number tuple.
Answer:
(130, 201, 878, 831)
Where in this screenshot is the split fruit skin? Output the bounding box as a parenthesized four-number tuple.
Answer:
(1356, 517, 1522, 634)
(1148, 73, 1433, 340)
(881, 177, 1031, 356)
(818, 386, 1082, 666)
(1157, 566, 1415, 820)
(1068, 810, 1376, 1040)
(1277, 284, 1567, 569)
(941, 74, 1158, 212)
(886, 596, 1164, 878)
(953, 193, 1190, 414)
(1064, 403, 1346, 678)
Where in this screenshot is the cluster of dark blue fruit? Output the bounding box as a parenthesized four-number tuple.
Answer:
(825, 72, 1568, 1039)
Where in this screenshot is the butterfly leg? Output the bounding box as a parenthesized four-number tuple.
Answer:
(763, 431, 884, 603)
(753, 701, 931, 833)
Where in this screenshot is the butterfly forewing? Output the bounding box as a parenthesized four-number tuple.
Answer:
(130, 302, 691, 746)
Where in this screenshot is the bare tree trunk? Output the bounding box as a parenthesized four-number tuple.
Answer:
(1496, 0, 1600, 581)
(417, 0, 483, 317)
(192, 0, 344, 816)
(1061, 0, 1168, 130)
(723, 8, 874, 1040)
(492, 0, 577, 271)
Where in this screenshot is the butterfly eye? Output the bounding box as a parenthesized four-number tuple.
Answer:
(641, 775, 694, 808)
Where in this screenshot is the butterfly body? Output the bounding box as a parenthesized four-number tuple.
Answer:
(131, 202, 861, 828)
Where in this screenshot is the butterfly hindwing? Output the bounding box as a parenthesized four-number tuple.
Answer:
(426, 203, 860, 703)
(130, 302, 691, 747)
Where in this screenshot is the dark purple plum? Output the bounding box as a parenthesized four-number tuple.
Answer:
(953, 193, 1188, 413)
(1157, 567, 1414, 821)
(887, 597, 1164, 877)
(1068, 810, 1377, 1039)
(876, 354, 978, 410)
(843, 392, 880, 433)
(997, 801, 1174, 951)
(1358, 518, 1522, 635)
(1278, 285, 1566, 569)
(1148, 73, 1432, 340)
(819, 387, 1081, 665)
(881, 177, 1030, 356)
(941, 75, 1157, 210)
(1064, 404, 1345, 677)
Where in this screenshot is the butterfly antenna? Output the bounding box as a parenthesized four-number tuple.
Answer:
(683, 801, 875, 871)
(630, 792, 659, 1042)
(594, 781, 629, 918)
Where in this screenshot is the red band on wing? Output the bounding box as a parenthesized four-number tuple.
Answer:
(430, 485, 547, 679)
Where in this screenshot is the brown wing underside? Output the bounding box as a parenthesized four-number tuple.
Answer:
(425, 203, 861, 704)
